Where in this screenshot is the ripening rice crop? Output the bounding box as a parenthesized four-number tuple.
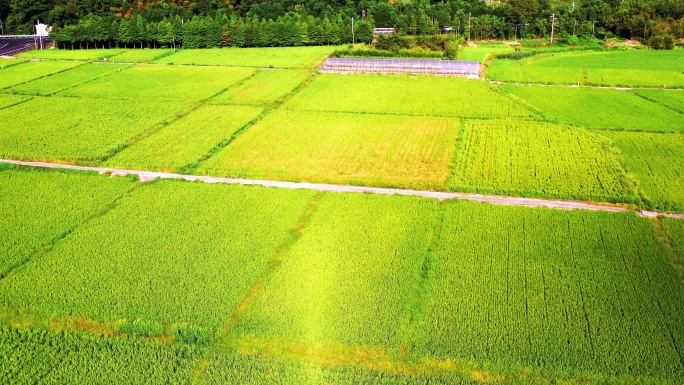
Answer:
(0, 180, 315, 331)
(0, 167, 133, 276)
(157, 46, 336, 68)
(416, 200, 684, 381)
(0, 327, 200, 384)
(286, 74, 538, 119)
(17, 48, 127, 61)
(230, 192, 438, 347)
(604, 131, 684, 213)
(0, 60, 81, 89)
(198, 109, 460, 189)
(0, 96, 187, 162)
(59, 65, 255, 101)
(105, 105, 262, 172)
(447, 119, 639, 203)
(502, 85, 684, 132)
(7, 63, 129, 96)
(211, 69, 310, 106)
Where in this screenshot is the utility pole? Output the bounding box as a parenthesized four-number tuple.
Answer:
(351, 17, 355, 44)
(550, 13, 555, 43)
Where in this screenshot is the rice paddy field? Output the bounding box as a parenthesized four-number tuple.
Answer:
(197, 109, 460, 188)
(502, 85, 684, 132)
(2, 46, 684, 384)
(286, 73, 538, 119)
(487, 49, 684, 87)
(156, 46, 338, 68)
(458, 44, 515, 63)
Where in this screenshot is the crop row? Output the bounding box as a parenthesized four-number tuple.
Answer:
(0, 167, 133, 276)
(1, 168, 684, 382)
(605, 131, 684, 213)
(417, 201, 684, 379)
(447, 119, 639, 203)
(0, 179, 315, 331)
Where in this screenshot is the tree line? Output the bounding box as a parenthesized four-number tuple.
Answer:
(3, 0, 683, 48)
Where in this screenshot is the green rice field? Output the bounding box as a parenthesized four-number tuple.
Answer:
(287, 74, 538, 119)
(458, 45, 515, 63)
(488, 49, 684, 87)
(106, 105, 263, 172)
(0, 167, 682, 383)
(502, 85, 684, 132)
(0, 97, 187, 161)
(603, 131, 684, 213)
(0, 60, 82, 89)
(59, 65, 255, 101)
(210, 69, 310, 106)
(5, 63, 129, 95)
(2, 46, 684, 384)
(447, 119, 637, 202)
(17, 48, 127, 61)
(157, 46, 337, 68)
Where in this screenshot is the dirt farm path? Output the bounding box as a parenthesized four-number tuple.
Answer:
(3, 159, 683, 219)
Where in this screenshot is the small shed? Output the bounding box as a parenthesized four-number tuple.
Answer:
(373, 28, 395, 35)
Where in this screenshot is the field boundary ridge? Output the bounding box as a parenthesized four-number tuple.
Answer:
(3, 159, 684, 218)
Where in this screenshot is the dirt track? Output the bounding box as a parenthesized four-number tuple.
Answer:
(3, 159, 683, 218)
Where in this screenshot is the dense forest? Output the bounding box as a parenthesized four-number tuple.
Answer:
(2, 0, 683, 48)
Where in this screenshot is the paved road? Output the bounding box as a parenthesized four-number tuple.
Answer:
(0, 36, 48, 56)
(3, 159, 684, 218)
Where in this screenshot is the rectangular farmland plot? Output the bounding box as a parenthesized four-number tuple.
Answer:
(230, 193, 438, 347)
(109, 48, 175, 63)
(105, 105, 262, 172)
(157, 46, 336, 68)
(17, 48, 127, 61)
(489, 50, 684, 87)
(59, 65, 255, 101)
(7, 63, 130, 96)
(210, 69, 309, 106)
(0, 61, 82, 89)
(0, 167, 133, 277)
(197, 110, 460, 189)
(502, 85, 684, 132)
(286, 74, 538, 119)
(0, 181, 316, 331)
(487, 59, 584, 85)
(418, 201, 684, 381)
(447, 119, 638, 203)
(0, 96, 187, 161)
(604, 131, 684, 213)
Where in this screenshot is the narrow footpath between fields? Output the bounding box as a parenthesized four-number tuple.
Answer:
(3, 159, 683, 219)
